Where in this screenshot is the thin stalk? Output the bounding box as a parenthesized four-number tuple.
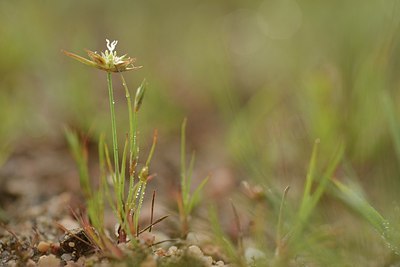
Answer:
(231, 202, 244, 259)
(101, 141, 118, 222)
(149, 191, 156, 233)
(134, 131, 158, 232)
(119, 137, 129, 211)
(120, 73, 138, 174)
(299, 139, 320, 214)
(145, 130, 158, 167)
(122, 74, 142, 213)
(180, 118, 187, 204)
(276, 186, 290, 256)
(117, 138, 128, 242)
(106, 72, 120, 178)
(135, 181, 147, 235)
(184, 152, 196, 209)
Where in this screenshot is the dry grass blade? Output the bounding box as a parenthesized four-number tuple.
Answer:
(150, 190, 156, 233)
(138, 215, 169, 235)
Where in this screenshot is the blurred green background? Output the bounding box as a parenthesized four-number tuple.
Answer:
(2, 0, 400, 247)
(2, 0, 400, 263)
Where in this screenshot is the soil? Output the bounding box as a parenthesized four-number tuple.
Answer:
(0, 138, 233, 266)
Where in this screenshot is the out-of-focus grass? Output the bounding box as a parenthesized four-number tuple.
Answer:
(0, 90, 27, 164)
(2, 0, 400, 265)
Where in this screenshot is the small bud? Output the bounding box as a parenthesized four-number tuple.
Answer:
(134, 79, 147, 112)
(139, 166, 149, 182)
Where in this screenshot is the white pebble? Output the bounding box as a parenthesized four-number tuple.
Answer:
(245, 247, 266, 264)
(38, 255, 60, 267)
(188, 245, 203, 257)
(167, 246, 178, 256)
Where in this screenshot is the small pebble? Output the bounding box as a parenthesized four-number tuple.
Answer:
(26, 259, 36, 267)
(38, 254, 60, 267)
(215, 260, 225, 266)
(37, 241, 50, 253)
(6, 260, 16, 267)
(166, 246, 178, 256)
(188, 245, 203, 257)
(139, 232, 155, 246)
(155, 248, 166, 257)
(245, 247, 266, 264)
(61, 253, 73, 261)
(203, 255, 213, 266)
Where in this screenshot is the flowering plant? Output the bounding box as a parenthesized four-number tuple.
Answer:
(64, 39, 156, 248)
(62, 39, 141, 72)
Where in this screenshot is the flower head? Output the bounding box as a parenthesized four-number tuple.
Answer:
(62, 39, 142, 72)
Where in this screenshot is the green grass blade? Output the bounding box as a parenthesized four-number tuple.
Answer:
(299, 139, 320, 214)
(120, 74, 138, 179)
(118, 136, 129, 216)
(185, 151, 196, 206)
(65, 128, 91, 199)
(187, 175, 209, 215)
(276, 186, 290, 255)
(381, 91, 400, 163)
(99, 134, 119, 222)
(293, 142, 344, 244)
(309, 142, 344, 212)
(104, 142, 115, 183)
(87, 192, 104, 232)
(106, 72, 120, 180)
(180, 118, 188, 201)
(145, 130, 158, 167)
(333, 180, 386, 232)
(209, 205, 245, 266)
(332, 179, 400, 254)
(99, 134, 106, 190)
(120, 137, 128, 188)
(134, 181, 147, 233)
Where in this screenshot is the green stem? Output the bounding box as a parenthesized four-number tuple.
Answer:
(120, 74, 138, 212)
(107, 72, 120, 178)
(120, 74, 137, 170)
(135, 181, 147, 235)
(180, 118, 187, 203)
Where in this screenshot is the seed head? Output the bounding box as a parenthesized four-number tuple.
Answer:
(62, 39, 142, 73)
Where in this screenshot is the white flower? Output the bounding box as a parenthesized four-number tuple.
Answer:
(106, 39, 118, 52)
(63, 39, 142, 73)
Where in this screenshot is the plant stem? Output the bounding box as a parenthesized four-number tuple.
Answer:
(120, 74, 137, 172)
(135, 181, 147, 235)
(120, 74, 138, 212)
(180, 118, 187, 206)
(106, 72, 120, 177)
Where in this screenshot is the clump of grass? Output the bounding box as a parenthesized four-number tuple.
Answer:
(291, 140, 344, 241)
(177, 118, 209, 239)
(274, 140, 345, 264)
(63, 39, 161, 250)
